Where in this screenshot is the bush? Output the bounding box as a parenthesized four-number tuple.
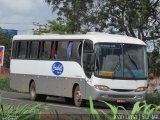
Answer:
(146, 93, 160, 105)
(0, 77, 10, 91)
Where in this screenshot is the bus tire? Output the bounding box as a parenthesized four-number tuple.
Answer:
(29, 81, 46, 102)
(73, 85, 86, 107)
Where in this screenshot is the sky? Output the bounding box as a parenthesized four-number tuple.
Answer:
(0, 0, 56, 34)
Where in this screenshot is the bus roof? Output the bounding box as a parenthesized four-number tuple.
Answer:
(13, 32, 146, 45)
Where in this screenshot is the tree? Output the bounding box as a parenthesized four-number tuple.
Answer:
(45, 0, 160, 41)
(45, 0, 97, 33)
(47, 20, 72, 34)
(103, 0, 160, 41)
(0, 32, 12, 67)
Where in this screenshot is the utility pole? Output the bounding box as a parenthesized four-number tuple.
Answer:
(32, 22, 47, 34)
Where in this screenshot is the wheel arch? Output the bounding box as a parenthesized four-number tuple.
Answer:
(72, 83, 79, 97)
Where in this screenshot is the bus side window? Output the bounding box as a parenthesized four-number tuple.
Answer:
(50, 41, 55, 59)
(83, 40, 94, 78)
(56, 41, 68, 60)
(54, 41, 58, 59)
(72, 41, 82, 62)
(17, 41, 27, 59)
(15, 41, 21, 58)
(30, 41, 40, 59)
(26, 41, 31, 59)
(40, 41, 51, 60)
(67, 41, 73, 59)
(83, 40, 93, 52)
(77, 41, 82, 59)
(12, 41, 17, 58)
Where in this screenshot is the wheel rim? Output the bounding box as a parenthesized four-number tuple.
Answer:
(30, 85, 36, 99)
(75, 91, 81, 102)
(74, 86, 82, 106)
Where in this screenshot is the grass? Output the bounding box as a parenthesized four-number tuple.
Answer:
(89, 96, 160, 120)
(0, 77, 10, 91)
(0, 94, 48, 120)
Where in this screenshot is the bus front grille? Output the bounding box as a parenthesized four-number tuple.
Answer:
(111, 89, 133, 92)
(108, 95, 135, 99)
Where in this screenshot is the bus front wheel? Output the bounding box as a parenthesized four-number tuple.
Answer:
(29, 81, 46, 102)
(73, 85, 86, 107)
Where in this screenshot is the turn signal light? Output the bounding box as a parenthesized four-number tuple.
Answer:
(94, 85, 110, 91)
(135, 87, 147, 92)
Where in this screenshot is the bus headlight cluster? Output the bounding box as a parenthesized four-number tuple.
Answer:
(135, 87, 147, 92)
(94, 85, 110, 91)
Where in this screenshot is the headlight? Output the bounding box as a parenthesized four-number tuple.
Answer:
(94, 85, 110, 91)
(135, 87, 147, 92)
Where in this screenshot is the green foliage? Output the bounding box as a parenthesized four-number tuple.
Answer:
(148, 50, 160, 76)
(0, 32, 12, 67)
(48, 20, 72, 34)
(89, 96, 160, 120)
(0, 102, 44, 120)
(0, 78, 10, 91)
(45, 0, 160, 41)
(0, 93, 48, 120)
(146, 93, 160, 105)
(89, 96, 100, 120)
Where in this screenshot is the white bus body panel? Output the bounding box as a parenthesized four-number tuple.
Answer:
(10, 60, 85, 78)
(10, 59, 147, 102)
(10, 59, 86, 98)
(91, 77, 147, 90)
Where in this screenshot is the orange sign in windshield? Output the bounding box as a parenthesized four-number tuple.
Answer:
(99, 71, 114, 77)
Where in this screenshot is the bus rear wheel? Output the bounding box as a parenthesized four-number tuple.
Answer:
(29, 81, 46, 102)
(73, 85, 86, 107)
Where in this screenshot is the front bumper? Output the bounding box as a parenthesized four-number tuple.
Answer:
(87, 86, 146, 103)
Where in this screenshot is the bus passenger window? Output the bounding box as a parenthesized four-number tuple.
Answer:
(56, 41, 68, 60)
(77, 42, 82, 59)
(67, 41, 73, 59)
(72, 41, 82, 61)
(83, 40, 94, 78)
(17, 41, 27, 59)
(26, 41, 31, 59)
(54, 41, 58, 59)
(30, 41, 40, 59)
(12, 41, 17, 58)
(40, 41, 51, 60)
(50, 42, 55, 59)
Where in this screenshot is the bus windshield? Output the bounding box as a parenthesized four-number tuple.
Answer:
(95, 43, 147, 79)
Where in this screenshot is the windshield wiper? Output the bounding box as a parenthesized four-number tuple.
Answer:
(127, 53, 138, 70)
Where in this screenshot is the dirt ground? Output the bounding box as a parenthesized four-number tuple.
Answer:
(0, 67, 10, 78)
(148, 77, 160, 93)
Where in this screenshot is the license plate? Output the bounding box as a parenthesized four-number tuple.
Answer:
(117, 99, 126, 103)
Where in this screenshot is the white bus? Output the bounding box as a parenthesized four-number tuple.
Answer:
(10, 32, 148, 107)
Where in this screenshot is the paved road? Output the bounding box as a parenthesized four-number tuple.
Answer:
(0, 90, 110, 115)
(1, 91, 160, 120)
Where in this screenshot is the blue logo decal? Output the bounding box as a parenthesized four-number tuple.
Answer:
(52, 62, 64, 76)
